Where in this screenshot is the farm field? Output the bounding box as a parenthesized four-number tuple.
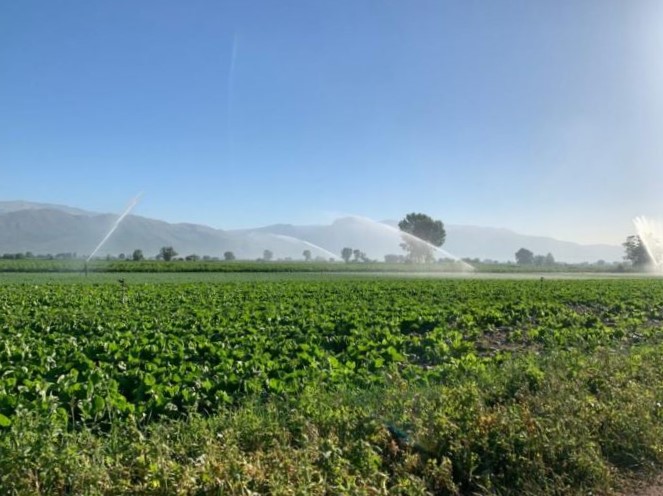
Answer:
(1, 277, 663, 494)
(0, 269, 650, 286)
(0, 258, 626, 275)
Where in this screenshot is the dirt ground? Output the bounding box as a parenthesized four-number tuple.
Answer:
(624, 475, 663, 496)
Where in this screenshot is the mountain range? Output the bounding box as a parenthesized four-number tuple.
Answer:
(0, 201, 623, 263)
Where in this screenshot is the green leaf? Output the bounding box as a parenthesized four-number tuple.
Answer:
(92, 395, 105, 414)
(0, 413, 11, 427)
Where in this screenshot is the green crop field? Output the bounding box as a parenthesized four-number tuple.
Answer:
(1, 277, 663, 494)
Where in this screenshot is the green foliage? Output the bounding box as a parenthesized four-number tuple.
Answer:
(398, 213, 446, 247)
(2, 278, 663, 493)
(132, 249, 144, 261)
(0, 258, 473, 273)
(398, 212, 446, 263)
(515, 247, 534, 265)
(624, 235, 651, 267)
(158, 246, 177, 261)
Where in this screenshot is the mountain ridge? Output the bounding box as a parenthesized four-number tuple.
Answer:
(0, 201, 623, 263)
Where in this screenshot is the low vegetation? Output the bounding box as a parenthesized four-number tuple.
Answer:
(1, 278, 663, 493)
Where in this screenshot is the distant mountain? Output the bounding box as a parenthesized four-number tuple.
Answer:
(443, 224, 622, 264)
(0, 201, 623, 263)
(0, 203, 340, 260)
(234, 217, 623, 264)
(0, 201, 93, 217)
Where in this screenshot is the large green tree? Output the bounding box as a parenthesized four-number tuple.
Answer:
(623, 235, 651, 267)
(398, 213, 446, 263)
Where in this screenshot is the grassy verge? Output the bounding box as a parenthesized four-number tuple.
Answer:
(2, 344, 662, 495)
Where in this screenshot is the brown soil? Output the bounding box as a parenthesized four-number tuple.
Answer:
(622, 475, 663, 496)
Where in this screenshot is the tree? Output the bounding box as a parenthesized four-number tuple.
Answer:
(544, 252, 555, 266)
(224, 251, 236, 261)
(398, 213, 446, 263)
(623, 235, 651, 267)
(348, 249, 367, 262)
(341, 247, 353, 263)
(515, 248, 534, 265)
(302, 249, 312, 261)
(398, 213, 446, 246)
(132, 249, 144, 261)
(263, 249, 273, 261)
(185, 254, 200, 261)
(158, 246, 177, 262)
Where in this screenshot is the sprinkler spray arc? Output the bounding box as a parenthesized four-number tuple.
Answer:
(84, 193, 143, 275)
(633, 216, 663, 272)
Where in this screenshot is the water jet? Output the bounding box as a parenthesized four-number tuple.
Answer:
(87, 193, 143, 264)
(634, 216, 663, 272)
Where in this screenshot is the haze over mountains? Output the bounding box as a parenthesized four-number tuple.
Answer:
(0, 201, 623, 263)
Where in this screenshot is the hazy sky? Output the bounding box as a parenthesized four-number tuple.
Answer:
(2, 1, 662, 244)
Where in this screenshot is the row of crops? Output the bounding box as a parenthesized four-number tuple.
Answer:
(1, 278, 662, 423)
(1, 278, 663, 494)
(0, 258, 621, 273)
(0, 259, 469, 273)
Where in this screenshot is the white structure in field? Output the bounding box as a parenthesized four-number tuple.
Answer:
(633, 216, 663, 271)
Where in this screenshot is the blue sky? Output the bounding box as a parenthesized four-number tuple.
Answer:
(2, 1, 662, 244)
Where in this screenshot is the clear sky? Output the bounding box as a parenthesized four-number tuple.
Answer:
(2, 1, 662, 244)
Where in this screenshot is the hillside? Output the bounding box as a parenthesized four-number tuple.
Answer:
(0, 201, 623, 263)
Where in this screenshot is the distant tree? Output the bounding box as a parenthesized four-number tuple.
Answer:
(384, 254, 405, 263)
(263, 249, 274, 261)
(303, 249, 312, 261)
(118, 253, 126, 260)
(352, 249, 361, 262)
(341, 247, 353, 263)
(132, 249, 144, 261)
(515, 248, 534, 265)
(623, 235, 651, 267)
(224, 251, 236, 261)
(158, 246, 177, 262)
(185, 254, 200, 261)
(544, 252, 556, 266)
(398, 213, 446, 263)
